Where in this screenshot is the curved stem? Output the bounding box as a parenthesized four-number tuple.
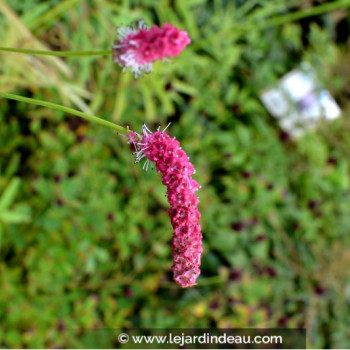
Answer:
(0, 92, 129, 134)
(0, 47, 112, 57)
(258, 0, 350, 29)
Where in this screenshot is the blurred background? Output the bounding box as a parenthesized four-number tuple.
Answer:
(1, 0, 350, 348)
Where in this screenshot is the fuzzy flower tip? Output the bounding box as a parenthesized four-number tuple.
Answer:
(127, 125, 202, 288)
(113, 20, 191, 78)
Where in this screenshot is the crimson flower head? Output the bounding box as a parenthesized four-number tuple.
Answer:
(113, 20, 191, 78)
(127, 125, 202, 288)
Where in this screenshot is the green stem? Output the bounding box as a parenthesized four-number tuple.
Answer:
(0, 47, 112, 57)
(256, 0, 350, 29)
(0, 92, 129, 134)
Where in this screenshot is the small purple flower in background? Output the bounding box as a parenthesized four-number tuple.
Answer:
(113, 20, 191, 78)
(127, 125, 202, 288)
(228, 268, 242, 282)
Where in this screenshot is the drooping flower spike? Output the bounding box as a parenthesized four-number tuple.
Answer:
(113, 20, 191, 78)
(127, 124, 203, 288)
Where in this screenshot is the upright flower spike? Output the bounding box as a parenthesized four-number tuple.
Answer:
(127, 125, 202, 288)
(113, 20, 191, 78)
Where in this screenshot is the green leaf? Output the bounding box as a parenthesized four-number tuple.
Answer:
(0, 210, 30, 224)
(0, 178, 20, 212)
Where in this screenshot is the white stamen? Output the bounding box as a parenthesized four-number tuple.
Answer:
(143, 124, 153, 134)
(136, 154, 145, 163)
(162, 122, 171, 132)
(142, 159, 150, 171)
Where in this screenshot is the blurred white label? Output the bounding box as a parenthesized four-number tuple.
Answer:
(260, 63, 341, 136)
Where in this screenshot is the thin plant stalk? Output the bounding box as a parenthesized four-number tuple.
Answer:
(0, 47, 113, 57)
(259, 0, 350, 29)
(0, 92, 129, 134)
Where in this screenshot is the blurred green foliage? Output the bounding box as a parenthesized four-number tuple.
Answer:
(1, 0, 350, 348)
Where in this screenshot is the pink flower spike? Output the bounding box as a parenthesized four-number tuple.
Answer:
(113, 20, 191, 78)
(131, 124, 202, 288)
